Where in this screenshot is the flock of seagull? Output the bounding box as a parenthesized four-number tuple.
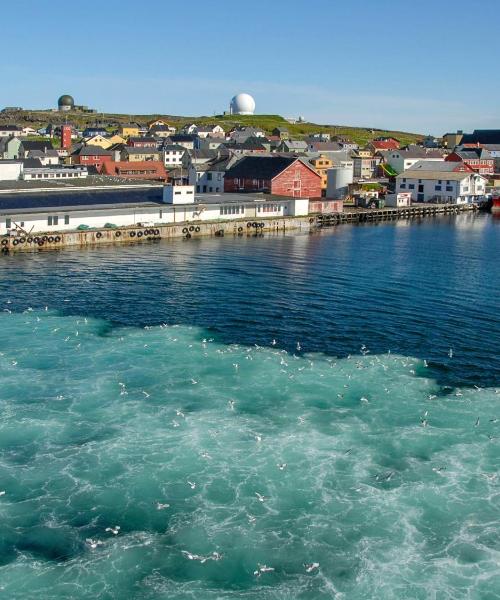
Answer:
(2, 309, 499, 582)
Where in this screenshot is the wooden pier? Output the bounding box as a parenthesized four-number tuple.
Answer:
(314, 202, 478, 227)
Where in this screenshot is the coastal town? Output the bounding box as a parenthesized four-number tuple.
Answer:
(0, 92, 498, 250)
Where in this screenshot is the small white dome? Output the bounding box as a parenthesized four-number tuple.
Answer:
(230, 93, 256, 115)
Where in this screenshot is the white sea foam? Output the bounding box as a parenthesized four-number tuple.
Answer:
(0, 311, 498, 599)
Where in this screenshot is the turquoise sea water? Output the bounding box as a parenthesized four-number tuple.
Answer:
(0, 213, 499, 598)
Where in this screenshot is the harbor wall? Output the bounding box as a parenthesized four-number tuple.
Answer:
(1, 203, 478, 253)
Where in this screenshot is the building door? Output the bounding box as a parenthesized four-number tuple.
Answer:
(417, 193, 424, 202)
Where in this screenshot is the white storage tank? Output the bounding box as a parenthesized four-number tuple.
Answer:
(326, 164, 353, 199)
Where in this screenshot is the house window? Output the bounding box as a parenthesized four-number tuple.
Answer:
(6, 218, 12, 228)
(446, 186, 453, 192)
(400, 184, 406, 189)
(207, 173, 212, 181)
(402, 178, 406, 182)
(435, 185, 442, 191)
(409, 184, 415, 190)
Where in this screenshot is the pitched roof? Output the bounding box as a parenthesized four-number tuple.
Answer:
(227, 141, 267, 151)
(406, 160, 472, 173)
(193, 154, 239, 172)
(128, 136, 157, 143)
(27, 149, 57, 159)
(122, 146, 160, 154)
(199, 136, 226, 144)
(100, 160, 167, 179)
(282, 140, 308, 149)
(308, 141, 344, 151)
(460, 130, 500, 145)
(196, 125, 224, 132)
(162, 144, 187, 152)
(21, 158, 43, 168)
(170, 134, 196, 142)
(398, 170, 475, 181)
(393, 147, 446, 159)
(225, 156, 300, 180)
(20, 140, 54, 151)
(399, 161, 482, 180)
(77, 146, 113, 156)
(369, 140, 400, 150)
(451, 148, 493, 160)
(149, 125, 174, 133)
(188, 148, 223, 160)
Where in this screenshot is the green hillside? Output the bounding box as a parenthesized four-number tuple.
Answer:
(0, 110, 423, 147)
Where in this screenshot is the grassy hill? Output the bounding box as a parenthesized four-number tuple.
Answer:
(0, 110, 423, 146)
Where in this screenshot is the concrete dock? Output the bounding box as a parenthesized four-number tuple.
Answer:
(0, 203, 478, 253)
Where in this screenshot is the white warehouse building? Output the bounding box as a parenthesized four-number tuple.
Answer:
(0, 186, 310, 235)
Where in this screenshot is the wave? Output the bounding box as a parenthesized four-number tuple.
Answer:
(0, 312, 498, 598)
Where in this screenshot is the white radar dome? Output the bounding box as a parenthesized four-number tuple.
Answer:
(230, 93, 256, 115)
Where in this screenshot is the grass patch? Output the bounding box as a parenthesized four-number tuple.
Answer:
(1, 111, 423, 147)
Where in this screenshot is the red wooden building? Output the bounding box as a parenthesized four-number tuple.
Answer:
(224, 156, 321, 198)
(127, 136, 157, 148)
(445, 148, 494, 175)
(72, 146, 113, 169)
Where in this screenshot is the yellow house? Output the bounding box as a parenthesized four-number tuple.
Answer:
(118, 124, 140, 138)
(357, 148, 373, 159)
(310, 155, 333, 192)
(84, 134, 113, 149)
(121, 147, 160, 162)
(108, 134, 127, 145)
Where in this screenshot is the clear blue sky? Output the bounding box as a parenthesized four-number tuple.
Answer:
(3, 0, 499, 134)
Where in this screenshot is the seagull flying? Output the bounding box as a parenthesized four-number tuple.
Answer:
(254, 564, 274, 577)
(105, 526, 120, 535)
